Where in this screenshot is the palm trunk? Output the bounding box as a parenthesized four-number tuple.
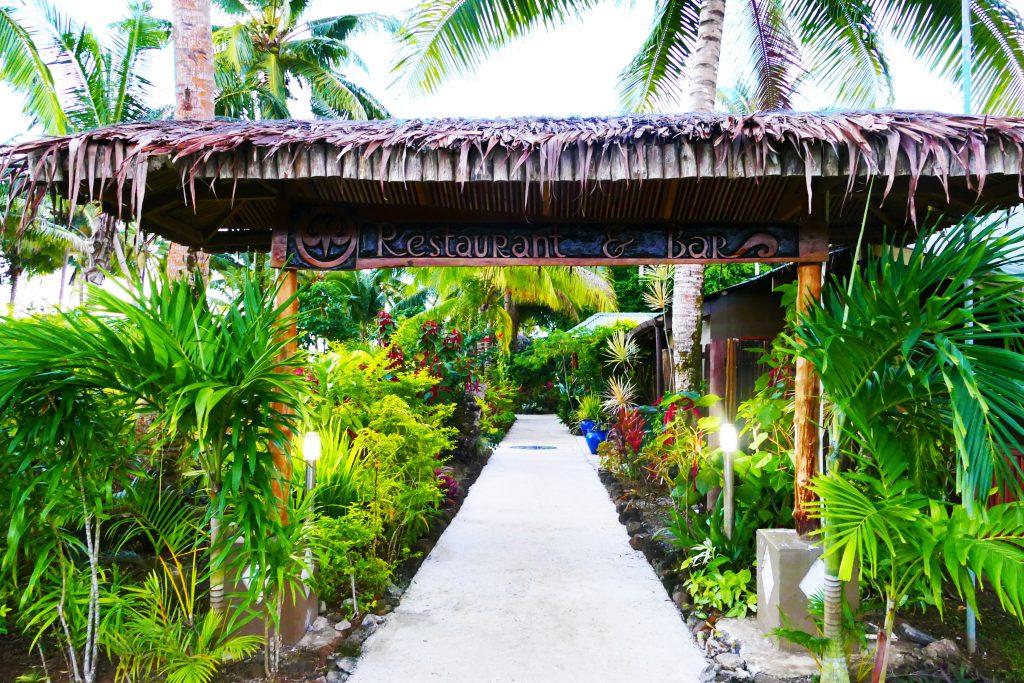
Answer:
(84, 214, 116, 285)
(7, 263, 22, 310)
(168, 0, 215, 281)
(820, 415, 852, 682)
(58, 250, 70, 306)
(504, 290, 520, 350)
(671, 262, 705, 391)
(871, 597, 896, 683)
(671, 0, 725, 392)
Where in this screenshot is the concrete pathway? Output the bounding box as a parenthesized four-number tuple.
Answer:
(347, 414, 708, 683)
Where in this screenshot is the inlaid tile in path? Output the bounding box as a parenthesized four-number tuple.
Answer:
(347, 413, 708, 683)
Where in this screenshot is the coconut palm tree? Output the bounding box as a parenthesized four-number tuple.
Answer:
(397, 1, 1024, 115)
(0, 1, 172, 286)
(212, 0, 396, 119)
(0, 0, 169, 134)
(413, 265, 616, 346)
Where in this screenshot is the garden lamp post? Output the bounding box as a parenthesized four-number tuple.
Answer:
(720, 423, 738, 540)
(302, 431, 321, 494)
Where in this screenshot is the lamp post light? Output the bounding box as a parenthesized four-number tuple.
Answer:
(720, 423, 739, 540)
(302, 431, 321, 494)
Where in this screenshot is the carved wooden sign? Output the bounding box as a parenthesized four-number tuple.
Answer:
(271, 207, 818, 270)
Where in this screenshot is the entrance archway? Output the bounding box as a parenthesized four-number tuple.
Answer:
(7, 109, 1024, 570)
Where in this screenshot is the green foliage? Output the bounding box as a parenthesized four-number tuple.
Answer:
(297, 279, 361, 347)
(301, 422, 366, 516)
(0, 271, 306, 679)
(476, 357, 517, 444)
(311, 511, 392, 609)
(575, 393, 603, 425)
(302, 342, 462, 608)
(0, 0, 169, 135)
(107, 489, 263, 683)
(703, 263, 757, 296)
(683, 557, 757, 619)
(610, 266, 647, 312)
(213, 0, 395, 119)
(790, 216, 1024, 504)
(512, 323, 630, 416)
(773, 594, 869, 678)
(789, 215, 1024, 680)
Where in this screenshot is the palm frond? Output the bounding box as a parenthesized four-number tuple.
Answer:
(786, 0, 893, 107)
(395, 0, 601, 95)
(0, 5, 66, 134)
(738, 0, 802, 110)
(617, 0, 701, 112)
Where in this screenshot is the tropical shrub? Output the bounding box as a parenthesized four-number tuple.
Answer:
(789, 216, 1024, 682)
(512, 324, 630, 417)
(302, 343, 459, 608)
(311, 510, 392, 611)
(0, 272, 307, 680)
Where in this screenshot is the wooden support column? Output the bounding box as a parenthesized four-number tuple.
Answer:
(793, 261, 822, 536)
(271, 269, 299, 520)
(654, 317, 665, 399)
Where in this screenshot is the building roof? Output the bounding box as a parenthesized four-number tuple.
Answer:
(569, 312, 659, 333)
(5, 111, 1024, 251)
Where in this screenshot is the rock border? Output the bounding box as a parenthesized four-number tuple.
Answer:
(595, 467, 981, 683)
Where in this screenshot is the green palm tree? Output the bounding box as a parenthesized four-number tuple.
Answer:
(414, 265, 616, 345)
(212, 0, 396, 119)
(396, 0, 1024, 114)
(0, 0, 169, 134)
(790, 214, 1024, 680)
(0, 1, 170, 293)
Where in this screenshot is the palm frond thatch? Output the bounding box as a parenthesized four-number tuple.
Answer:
(3, 111, 1024, 237)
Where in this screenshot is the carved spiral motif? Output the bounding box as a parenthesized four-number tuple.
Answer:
(295, 214, 358, 269)
(727, 232, 779, 259)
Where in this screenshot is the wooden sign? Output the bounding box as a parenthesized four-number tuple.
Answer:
(271, 206, 822, 271)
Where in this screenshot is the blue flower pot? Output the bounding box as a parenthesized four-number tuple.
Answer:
(584, 428, 608, 455)
(580, 419, 597, 435)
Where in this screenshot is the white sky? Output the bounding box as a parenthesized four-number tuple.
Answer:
(2, 0, 1021, 307)
(0, 0, 1002, 142)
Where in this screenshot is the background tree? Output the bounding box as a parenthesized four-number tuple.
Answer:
(413, 265, 617, 347)
(0, 0, 171, 291)
(609, 266, 648, 312)
(212, 0, 395, 119)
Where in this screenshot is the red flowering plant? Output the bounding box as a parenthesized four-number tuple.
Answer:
(407, 321, 493, 403)
(435, 467, 462, 504)
(375, 310, 397, 346)
(599, 407, 651, 482)
(647, 391, 722, 506)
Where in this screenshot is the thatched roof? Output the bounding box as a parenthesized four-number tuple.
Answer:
(5, 111, 1024, 251)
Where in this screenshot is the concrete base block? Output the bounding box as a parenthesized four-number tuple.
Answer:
(756, 529, 856, 651)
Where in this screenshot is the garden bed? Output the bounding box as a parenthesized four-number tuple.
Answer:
(594, 466, 1012, 683)
(215, 438, 496, 683)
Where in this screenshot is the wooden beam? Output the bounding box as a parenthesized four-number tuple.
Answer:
(793, 260, 823, 536)
(270, 269, 299, 522)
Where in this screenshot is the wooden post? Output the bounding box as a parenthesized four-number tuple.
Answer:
(271, 270, 299, 520)
(793, 261, 822, 536)
(654, 317, 664, 399)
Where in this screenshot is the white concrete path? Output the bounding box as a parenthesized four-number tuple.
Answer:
(347, 414, 708, 683)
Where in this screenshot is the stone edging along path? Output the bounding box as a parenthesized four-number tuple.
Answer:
(593, 451, 974, 683)
(336, 414, 709, 683)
